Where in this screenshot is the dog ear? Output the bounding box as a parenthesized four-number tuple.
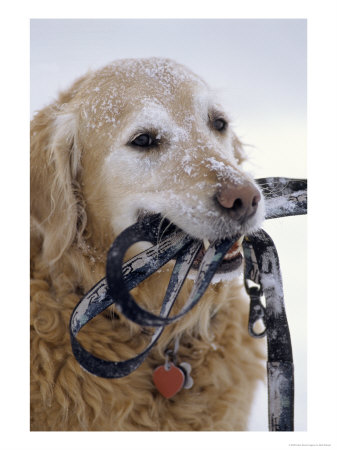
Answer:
(232, 134, 247, 165)
(31, 109, 86, 267)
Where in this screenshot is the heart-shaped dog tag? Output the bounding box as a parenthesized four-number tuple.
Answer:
(153, 363, 185, 399)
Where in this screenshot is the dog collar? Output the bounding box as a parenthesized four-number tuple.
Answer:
(69, 177, 307, 431)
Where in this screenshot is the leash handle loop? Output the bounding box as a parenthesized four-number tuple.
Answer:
(70, 228, 194, 378)
(70, 231, 237, 377)
(106, 234, 237, 327)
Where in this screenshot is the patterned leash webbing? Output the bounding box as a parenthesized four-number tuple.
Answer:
(246, 177, 306, 431)
(69, 177, 307, 431)
(243, 231, 294, 431)
(70, 216, 237, 377)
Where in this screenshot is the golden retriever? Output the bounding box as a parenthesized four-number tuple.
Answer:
(30, 57, 266, 431)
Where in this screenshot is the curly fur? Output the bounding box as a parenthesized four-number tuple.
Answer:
(30, 58, 265, 431)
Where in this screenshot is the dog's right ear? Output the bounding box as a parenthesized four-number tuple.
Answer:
(31, 107, 86, 268)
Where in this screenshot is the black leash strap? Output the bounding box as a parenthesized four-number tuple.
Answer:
(244, 177, 306, 431)
(256, 177, 307, 219)
(70, 215, 237, 377)
(69, 177, 307, 431)
(243, 231, 294, 431)
(106, 218, 237, 328)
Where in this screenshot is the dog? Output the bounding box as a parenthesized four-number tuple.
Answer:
(30, 57, 266, 431)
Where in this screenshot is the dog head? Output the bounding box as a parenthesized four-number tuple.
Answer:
(31, 58, 265, 276)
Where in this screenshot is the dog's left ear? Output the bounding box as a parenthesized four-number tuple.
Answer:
(232, 134, 247, 165)
(31, 108, 86, 268)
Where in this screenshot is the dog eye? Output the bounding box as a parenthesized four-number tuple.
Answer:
(131, 133, 156, 148)
(212, 118, 228, 132)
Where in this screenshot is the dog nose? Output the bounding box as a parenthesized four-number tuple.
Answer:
(215, 180, 261, 222)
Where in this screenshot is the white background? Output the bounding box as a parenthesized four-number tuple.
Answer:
(30, 18, 307, 432)
(1, 1, 336, 450)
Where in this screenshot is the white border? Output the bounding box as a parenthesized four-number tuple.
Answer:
(1, 1, 336, 449)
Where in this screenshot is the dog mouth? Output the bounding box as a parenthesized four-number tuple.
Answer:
(192, 236, 244, 274)
(136, 210, 244, 275)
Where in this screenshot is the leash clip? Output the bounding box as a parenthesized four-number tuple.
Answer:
(164, 349, 178, 368)
(245, 283, 267, 338)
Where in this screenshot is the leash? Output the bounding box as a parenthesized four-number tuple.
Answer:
(243, 231, 294, 431)
(70, 219, 237, 377)
(243, 177, 306, 431)
(69, 177, 307, 430)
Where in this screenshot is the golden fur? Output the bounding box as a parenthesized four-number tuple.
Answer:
(30, 58, 265, 431)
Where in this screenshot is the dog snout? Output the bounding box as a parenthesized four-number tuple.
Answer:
(215, 180, 261, 223)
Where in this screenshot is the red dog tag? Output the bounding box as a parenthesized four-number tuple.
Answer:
(153, 363, 185, 399)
